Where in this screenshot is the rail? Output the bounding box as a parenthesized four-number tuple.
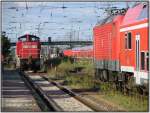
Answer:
(42, 76, 106, 112)
(19, 70, 57, 111)
(22, 71, 95, 111)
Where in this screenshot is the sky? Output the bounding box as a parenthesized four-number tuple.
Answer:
(2, 2, 136, 42)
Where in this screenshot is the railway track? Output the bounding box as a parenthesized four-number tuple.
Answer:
(20, 70, 55, 111)
(2, 69, 125, 112)
(1, 69, 41, 112)
(21, 71, 102, 112)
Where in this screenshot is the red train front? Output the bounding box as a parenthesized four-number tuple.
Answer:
(16, 34, 41, 71)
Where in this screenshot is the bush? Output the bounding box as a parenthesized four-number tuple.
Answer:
(48, 58, 95, 89)
(56, 60, 74, 78)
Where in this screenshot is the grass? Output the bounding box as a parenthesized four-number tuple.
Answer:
(48, 60, 74, 79)
(3, 62, 15, 69)
(101, 91, 148, 111)
(47, 57, 148, 112)
(64, 73, 95, 89)
(94, 81, 148, 111)
(47, 58, 95, 89)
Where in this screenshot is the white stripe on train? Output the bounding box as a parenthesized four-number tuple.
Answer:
(120, 23, 148, 32)
(121, 66, 148, 84)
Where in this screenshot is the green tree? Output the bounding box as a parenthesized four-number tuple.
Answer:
(1, 32, 11, 58)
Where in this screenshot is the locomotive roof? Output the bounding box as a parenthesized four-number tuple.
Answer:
(95, 3, 147, 27)
(121, 3, 148, 26)
(96, 15, 116, 26)
(136, 4, 148, 20)
(18, 34, 39, 39)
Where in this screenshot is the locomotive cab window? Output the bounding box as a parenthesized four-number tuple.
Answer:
(29, 36, 39, 42)
(18, 37, 26, 42)
(32, 38, 36, 41)
(32, 37, 39, 42)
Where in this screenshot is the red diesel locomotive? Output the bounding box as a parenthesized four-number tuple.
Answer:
(16, 34, 41, 71)
(93, 3, 148, 86)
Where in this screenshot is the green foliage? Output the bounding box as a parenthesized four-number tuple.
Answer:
(1, 32, 11, 58)
(47, 58, 95, 89)
(47, 68, 57, 79)
(47, 57, 148, 111)
(47, 59, 74, 79)
(65, 74, 95, 89)
(47, 57, 62, 67)
(103, 91, 148, 111)
(56, 60, 74, 77)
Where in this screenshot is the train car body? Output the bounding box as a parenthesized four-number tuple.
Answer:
(93, 15, 124, 81)
(63, 46, 93, 58)
(93, 15, 124, 71)
(63, 49, 73, 57)
(93, 3, 148, 85)
(120, 4, 148, 84)
(16, 34, 41, 70)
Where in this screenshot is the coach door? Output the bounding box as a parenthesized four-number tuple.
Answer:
(135, 34, 140, 71)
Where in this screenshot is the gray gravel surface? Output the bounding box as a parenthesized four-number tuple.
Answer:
(1, 69, 41, 112)
(28, 75, 93, 112)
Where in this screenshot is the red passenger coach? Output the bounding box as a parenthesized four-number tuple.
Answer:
(63, 49, 73, 57)
(120, 4, 148, 84)
(16, 34, 41, 70)
(63, 46, 93, 58)
(93, 15, 124, 80)
(93, 3, 149, 85)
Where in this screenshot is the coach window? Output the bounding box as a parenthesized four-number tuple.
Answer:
(32, 37, 36, 41)
(125, 33, 127, 49)
(146, 52, 149, 71)
(127, 32, 132, 49)
(141, 52, 145, 70)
